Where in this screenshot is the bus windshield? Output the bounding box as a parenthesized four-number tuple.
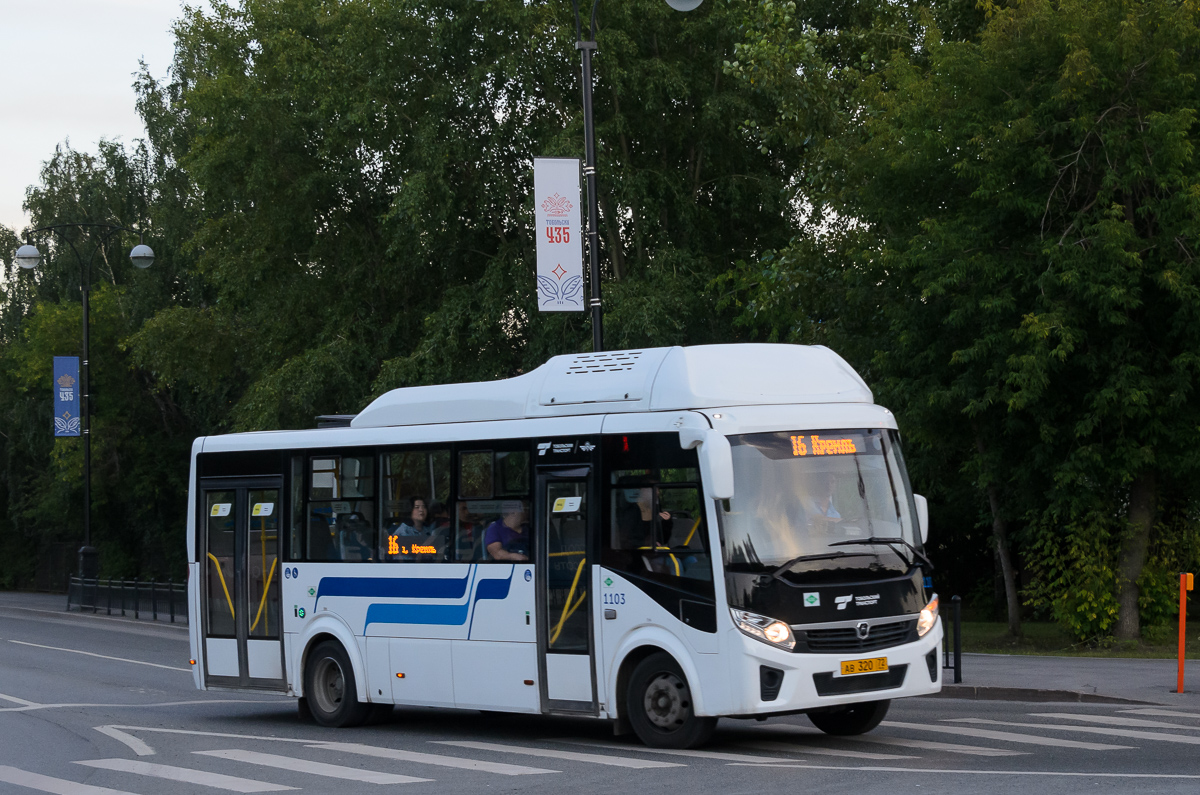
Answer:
(720, 429, 920, 579)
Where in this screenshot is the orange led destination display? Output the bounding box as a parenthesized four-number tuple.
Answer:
(790, 434, 859, 457)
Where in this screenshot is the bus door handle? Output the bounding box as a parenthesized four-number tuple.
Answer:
(604, 609, 617, 620)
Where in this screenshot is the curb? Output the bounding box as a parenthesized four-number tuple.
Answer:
(921, 685, 1153, 705)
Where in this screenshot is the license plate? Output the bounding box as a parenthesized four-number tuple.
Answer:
(837, 656, 888, 677)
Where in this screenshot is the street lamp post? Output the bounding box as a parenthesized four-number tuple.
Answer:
(15, 224, 154, 578)
(567, 0, 703, 352)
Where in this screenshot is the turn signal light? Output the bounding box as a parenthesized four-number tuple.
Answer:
(395, 672, 405, 678)
(189, 659, 196, 665)
(917, 594, 939, 637)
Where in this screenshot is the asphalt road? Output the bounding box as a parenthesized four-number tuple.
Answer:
(3, 599, 1200, 794)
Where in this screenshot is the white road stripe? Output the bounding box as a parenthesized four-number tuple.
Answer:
(723, 762, 1200, 779)
(0, 765, 135, 795)
(311, 742, 557, 776)
(1, 699, 272, 714)
(949, 718, 1200, 746)
(0, 692, 40, 706)
(94, 726, 154, 756)
(8, 640, 190, 671)
(74, 759, 294, 793)
(107, 725, 313, 743)
(434, 740, 682, 768)
(196, 749, 432, 784)
(554, 738, 800, 763)
(737, 740, 915, 760)
(850, 735, 1026, 757)
(1123, 708, 1200, 719)
(742, 722, 1025, 756)
(1030, 712, 1200, 730)
(882, 720, 1132, 750)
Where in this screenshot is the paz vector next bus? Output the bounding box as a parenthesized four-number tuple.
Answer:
(186, 343, 942, 748)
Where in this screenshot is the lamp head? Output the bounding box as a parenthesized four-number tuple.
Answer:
(15, 244, 41, 270)
(665, 0, 703, 10)
(129, 243, 155, 269)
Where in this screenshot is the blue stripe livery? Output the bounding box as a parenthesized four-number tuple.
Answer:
(312, 566, 517, 634)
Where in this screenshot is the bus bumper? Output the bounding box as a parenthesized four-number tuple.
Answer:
(718, 617, 944, 716)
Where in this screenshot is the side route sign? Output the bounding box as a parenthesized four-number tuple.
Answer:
(533, 157, 584, 312)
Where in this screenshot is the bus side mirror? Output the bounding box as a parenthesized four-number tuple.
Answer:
(679, 428, 734, 501)
(914, 493, 929, 545)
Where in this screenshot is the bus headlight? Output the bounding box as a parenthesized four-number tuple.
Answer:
(731, 608, 796, 651)
(917, 593, 939, 637)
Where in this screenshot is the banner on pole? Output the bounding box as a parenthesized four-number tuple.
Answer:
(53, 356, 81, 437)
(534, 157, 584, 312)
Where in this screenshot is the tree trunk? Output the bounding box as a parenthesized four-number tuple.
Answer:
(1114, 470, 1156, 641)
(975, 431, 1021, 636)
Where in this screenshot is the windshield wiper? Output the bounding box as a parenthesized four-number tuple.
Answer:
(828, 537, 934, 571)
(770, 551, 875, 582)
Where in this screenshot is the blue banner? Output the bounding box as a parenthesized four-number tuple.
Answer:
(53, 356, 81, 437)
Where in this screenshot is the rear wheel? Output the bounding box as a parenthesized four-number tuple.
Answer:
(304, 641, 371, 728)
(807, 699, 890, 735)
(626, 652, 717, 749)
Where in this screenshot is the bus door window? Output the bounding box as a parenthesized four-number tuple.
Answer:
(247, 489, 280, 638)
(304, 455, 376, 561)
(205, 490, 237, 637)
(546, 481, 588, 652)
(288, 456, 304, 560)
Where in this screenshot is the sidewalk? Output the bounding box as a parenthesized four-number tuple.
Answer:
(933, 652, 1200, 706)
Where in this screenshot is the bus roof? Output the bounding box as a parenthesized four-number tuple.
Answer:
(350, 344, 872, 429)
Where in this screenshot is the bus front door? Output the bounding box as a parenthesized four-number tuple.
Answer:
(199, 479, 286, 690)
(536, 468, 598, 714)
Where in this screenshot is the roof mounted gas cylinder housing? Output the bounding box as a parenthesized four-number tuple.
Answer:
(350, 343, 873, 428)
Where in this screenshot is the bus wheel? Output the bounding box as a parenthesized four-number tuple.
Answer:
(807, 700, 890, 736)
(305, 641, 371, 728)
(626, 652, 716, 749)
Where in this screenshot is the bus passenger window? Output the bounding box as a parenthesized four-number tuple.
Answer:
(289, 456, 304, 560)
(304, 455, 376, 561)
(454, 449, 532, 561)
(381, 449, 451, 562)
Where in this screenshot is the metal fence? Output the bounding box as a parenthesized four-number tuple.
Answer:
(942, 594, 963, 683)
(66, 576, 188, 624)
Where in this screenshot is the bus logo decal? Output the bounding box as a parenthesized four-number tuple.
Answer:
(835, 594, 854, 610)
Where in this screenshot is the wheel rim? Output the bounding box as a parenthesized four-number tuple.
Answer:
(642, 671, 689, 729)
(311, 656, 345, 716)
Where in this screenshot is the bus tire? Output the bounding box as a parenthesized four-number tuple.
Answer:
(304, 641, 371, 728)
(626, 652, 716, 749)
(807, 699, 890, 736)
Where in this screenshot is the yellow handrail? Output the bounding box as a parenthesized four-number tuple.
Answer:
(250, 557, 277, 633)
(550, 556, 586, 644)
(684, 517, 701, 546)
(206, 552, 235, 621)
(637, 545, 681, 576)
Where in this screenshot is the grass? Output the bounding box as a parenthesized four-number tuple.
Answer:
(954, 620, 1200, 659)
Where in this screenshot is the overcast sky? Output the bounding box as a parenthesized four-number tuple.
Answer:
(0, 0, 193, 233)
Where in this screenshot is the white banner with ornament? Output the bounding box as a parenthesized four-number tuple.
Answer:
(533, 157, 584, 312)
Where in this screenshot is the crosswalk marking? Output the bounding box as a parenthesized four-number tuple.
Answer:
(554, 738, 799, 764)
(949, 718, 1200, 747)
(1030, 712, 1200, 731)
(742, 722, 1026, 756)
(74, 759, 294, 793)
(737, 740, 916, 760)
(1123, 708, 1200, 720)
(722, 762, 1200, 779)
(882, 720, 1132, 750)
(94, 726, 155, 756)
(0, 765, 135, 795)
(432, 740, 683, 769)
(196, 749, 433, 784)
(850, 735, 1026, 757)
(310, 741, 557, 775)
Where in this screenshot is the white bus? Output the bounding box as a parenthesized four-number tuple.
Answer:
(187, 343, 941, 748)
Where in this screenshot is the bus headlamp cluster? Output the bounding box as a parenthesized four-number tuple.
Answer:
(730, 608, 795, 651)
(917, 594, 939, 637)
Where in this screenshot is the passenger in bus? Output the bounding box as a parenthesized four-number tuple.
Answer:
(338, 512, 374, 561)
(429, 501, 452, 530)
(617, 486, 673, 548)
(484, 504, 530, 561)
(396, 497, 429, 536)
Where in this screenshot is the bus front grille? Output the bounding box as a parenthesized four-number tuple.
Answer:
(800, 620, 915, 653)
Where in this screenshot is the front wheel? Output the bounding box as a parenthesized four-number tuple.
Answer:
(626, 652, 717, 749)
(807, 699, 890, 735)
(304, 640, 371, 728)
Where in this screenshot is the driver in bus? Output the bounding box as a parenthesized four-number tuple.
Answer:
(484, 503, 530, 561)
(801, 470, 842, 531)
